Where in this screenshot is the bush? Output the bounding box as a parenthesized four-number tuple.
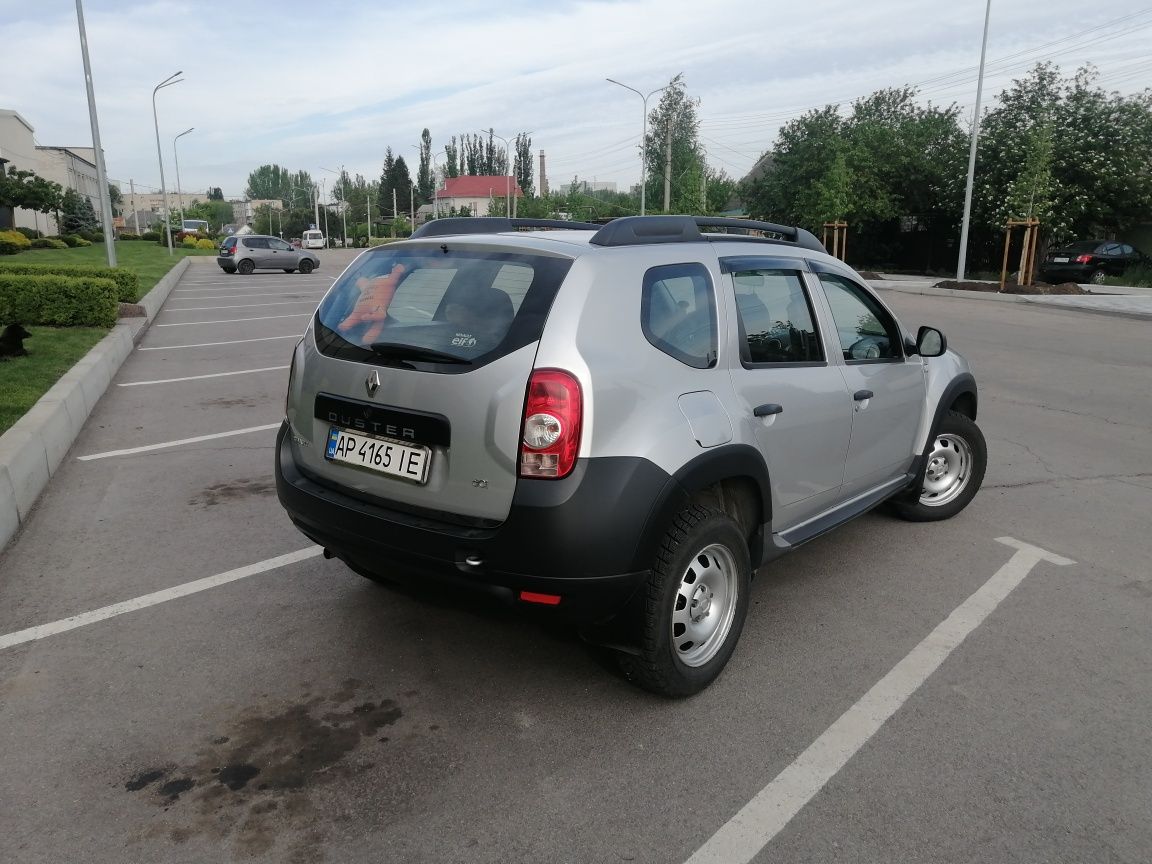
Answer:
(181, 235, 198, 248)
(75, 238, 92, 247)
(14, 227, 42, 240)
(61, 235, 83, 248)
(0, 230, 33, 255)
(119, 232, 141, 241)
(1105, 264, 1152, 288)
(79, 230, 104, 243)
(140, 230, 161, 242)
(195, 238, 216, 250)
(30, 238, 69, 249)
(0, 261, 139, 302)
(0, 273, 118, 327)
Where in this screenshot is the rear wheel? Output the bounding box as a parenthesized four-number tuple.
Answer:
(892, 410, 986, 522)
(237, 259, 255, 275)
(1090, 269, 1107, 285)
(298, 259, 315, 274)
(618, 506, 750, 697)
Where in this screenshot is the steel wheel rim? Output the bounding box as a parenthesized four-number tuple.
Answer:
(670, 543, 739, 668)
(919, 433, 973, 507)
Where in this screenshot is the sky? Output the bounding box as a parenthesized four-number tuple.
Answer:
(1, 0, 1150, 203)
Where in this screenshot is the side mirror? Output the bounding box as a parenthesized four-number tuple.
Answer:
(915, 326, 947, 358)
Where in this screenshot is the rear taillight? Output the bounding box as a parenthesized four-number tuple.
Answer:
(519, 369, 582, 479)
(1075, 254, 1093, 264)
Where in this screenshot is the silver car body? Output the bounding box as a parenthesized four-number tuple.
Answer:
(219, 234, 320, 273)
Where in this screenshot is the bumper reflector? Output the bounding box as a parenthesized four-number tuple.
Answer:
(519, 591, 562, 606)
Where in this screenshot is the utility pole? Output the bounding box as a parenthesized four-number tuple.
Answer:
(701, 170, 707, 214)
(312, 183, 320, 232)
(130, 179, 139, 234)
(392, 188, 398, 238)
(410, 185, 415, 231)
(75, 0, 116, 266)
(957, 0, 993, 282)
(366, 188, 372, 246)
(663, 124, 672, 213)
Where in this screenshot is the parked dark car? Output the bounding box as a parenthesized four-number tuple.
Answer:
(1039, 240, 1147, 285)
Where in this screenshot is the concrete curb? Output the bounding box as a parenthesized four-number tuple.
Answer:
(0, 257, 192, 551)
(869, 281, 1152, 322)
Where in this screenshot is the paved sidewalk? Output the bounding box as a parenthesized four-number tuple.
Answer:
(869, 276, 1152, 321)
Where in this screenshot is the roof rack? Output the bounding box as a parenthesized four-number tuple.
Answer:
(589, 216, 825, 253)
(410, 217, 601, 238)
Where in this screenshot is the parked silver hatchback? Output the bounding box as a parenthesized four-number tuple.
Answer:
(276, 216, 987, 696)
(218, 234, 320, 275)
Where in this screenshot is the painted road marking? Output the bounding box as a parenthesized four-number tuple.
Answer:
(118, 366, 289, 387)
(169, 291, 326, 301)
(161, 300, 320, 312)
(0, 547, 322, 652)
(155, 313, 311, 327)
(77, 423, 281, 460)
(138, 335, 300, 351)
(683, 537, 1075, 864)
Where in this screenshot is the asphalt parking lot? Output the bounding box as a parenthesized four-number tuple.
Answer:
(1, 257, 1149, 864)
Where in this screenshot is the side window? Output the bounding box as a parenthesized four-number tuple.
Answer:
(270, 239, 292, 251)
(731, 269, 823, 364)
(244, 238, 269, 249)
(1121, 244, 1135, 256)
(641, 263, 717, 369)
(491, 263, 533, 313)
(1099, 243, 1122, 256)
(817, 274, 903, 362)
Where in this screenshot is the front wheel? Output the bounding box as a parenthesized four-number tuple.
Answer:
(892, 410, 987, 522)
(618, 506, 750, 697)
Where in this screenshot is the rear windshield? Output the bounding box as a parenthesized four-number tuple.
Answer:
(1060, 241, 1103, 253)
(304, 231, 322, 239)
(314, 246, 573, 372)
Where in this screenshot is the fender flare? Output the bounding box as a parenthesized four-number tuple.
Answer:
(904, 372, 978, 494)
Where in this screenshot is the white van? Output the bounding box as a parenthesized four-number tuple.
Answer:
(302, 230, 326, 249)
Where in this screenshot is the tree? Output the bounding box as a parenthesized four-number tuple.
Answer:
(108, 183, 123, 216)
(244, 165, 314, 203)
(444, 137, 460, 178)
(206, 186, 224, 201)
(379, 154, 413, 218)
(514, 132, 534, 198)
(643, 74, 703, 211)
(60, 188, 99, 234)
(0, 165, 62, 216)
(417, 128, 434, 204)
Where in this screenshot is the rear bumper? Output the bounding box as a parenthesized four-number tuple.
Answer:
(274, 422, 665, 625)
(216, 256, 235, 271)
(1039, 264, 1093, 283)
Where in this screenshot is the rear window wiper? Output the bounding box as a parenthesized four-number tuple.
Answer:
(368, 342, 473, 366)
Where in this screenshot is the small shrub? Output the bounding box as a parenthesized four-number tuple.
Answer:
(140, 230, 161, 242)
(0, 273, 118, 327)
(0, 230, 33, 255)
(30, 238, 69, 249)
(0, 261, 138, 302)
(75, 238, 92, 247)
(195, 238, 216, 250)
(181, 235, 198, 248)
(14, 227, 42, 240)
(61, 235, 83, 248)
(119, 232, 140, 241)
(79, 230, 104, 243)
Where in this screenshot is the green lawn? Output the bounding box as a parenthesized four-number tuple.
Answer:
(17, 242, 215, 300)
(0, 325, 110, 434)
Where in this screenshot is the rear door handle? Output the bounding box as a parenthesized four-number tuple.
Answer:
(853, 390, 873, 401)
(753, 403, 783, 417)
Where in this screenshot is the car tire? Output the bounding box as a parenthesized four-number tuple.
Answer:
(298, 260, 315, 274)
(1089, 269, 1107, 285)
(892, 410, 987, 522)
(618, 505, 750, 697)
(237, 259, 255, 275)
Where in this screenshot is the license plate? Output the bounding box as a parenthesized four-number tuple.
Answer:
(325, 426, 430, 483)
(1053, 257, 1069, 263)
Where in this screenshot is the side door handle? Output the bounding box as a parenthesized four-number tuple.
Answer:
(853, 390, 873, 401)
(753, 403, 783, 417)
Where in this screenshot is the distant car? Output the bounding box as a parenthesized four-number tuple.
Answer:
(217, 234, 320, 275)
(302, 230, 326, 249)
(1039, 240, 1147, 285)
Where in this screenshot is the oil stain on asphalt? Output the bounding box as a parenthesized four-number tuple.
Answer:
(123, 679, 411, 861)
(188, 477, 275, 508)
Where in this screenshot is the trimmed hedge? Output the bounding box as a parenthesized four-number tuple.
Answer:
(0, 230, 33, 255)
(140, 230, 161, 241)
(0, 261, 139, 302)
(0, 273, 119, 327)
(30, 238, 69, 249)
(14, 227, 42, 240)
(119, 231, 141, 240)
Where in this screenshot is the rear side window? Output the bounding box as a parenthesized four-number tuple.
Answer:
(244, 237, 269, 249)
(641, 263, 717, 369)
(314, 247, 573, 372)
(730, 268, 823, 364)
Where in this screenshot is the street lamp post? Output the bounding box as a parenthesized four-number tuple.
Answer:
(74, 0, 116, 267)
(956, 0, 993, 282)
(319, 165, 347, 247)
(173, 127, 193, 227)
(605, 78, 670, 216)
(152, 70, 183, 255)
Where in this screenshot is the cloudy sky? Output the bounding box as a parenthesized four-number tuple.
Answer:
(2, 0, 1150, 202)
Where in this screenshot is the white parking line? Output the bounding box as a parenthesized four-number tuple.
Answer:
(161, 300, 320, 312)
(0, 547, 322, 652)
(155, 313, 311, 327)
(77, 423, 281, 460)
(138, 335, 300, 351)
(118, 366, 289, 387)
(170, 291, 327, 301)
(683, 537, 1075, 864)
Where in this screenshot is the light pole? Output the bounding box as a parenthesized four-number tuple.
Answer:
(480, 131, 513, 218)
(173, 127, 193, 227)
(152, 70, 183, 255)
(957, 0, 993, 282)
(606, 78, 670, 216)
(319, 165, 347, 247)
(74, 0, 116, 266)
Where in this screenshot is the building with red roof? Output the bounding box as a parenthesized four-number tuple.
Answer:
(434, 175, 523, 218)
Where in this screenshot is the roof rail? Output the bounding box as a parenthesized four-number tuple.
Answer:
(588, 216, 825, 253)
(410, 217, 601, 239)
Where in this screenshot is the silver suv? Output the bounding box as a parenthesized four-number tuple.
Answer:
(218, 234, 320, 275)
(276, 216, 986, 696)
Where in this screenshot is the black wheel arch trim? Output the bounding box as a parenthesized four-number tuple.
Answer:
(904, 372, 978, 495)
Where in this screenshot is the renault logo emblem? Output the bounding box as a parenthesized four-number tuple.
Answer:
(365, 370, 381, 396)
